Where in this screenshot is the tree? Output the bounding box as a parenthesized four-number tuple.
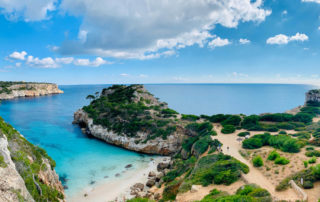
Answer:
(86, 95, 95, 100)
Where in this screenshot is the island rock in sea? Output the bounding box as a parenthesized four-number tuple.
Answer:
(0, 117, 64, 202)
(73, 84, 189, 155)
(0, 82, 63, 100)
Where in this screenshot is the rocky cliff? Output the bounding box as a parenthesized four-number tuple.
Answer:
(0, 82, 63, 100)
(0, 117, 64, 202)
(73, 85, 188, 155)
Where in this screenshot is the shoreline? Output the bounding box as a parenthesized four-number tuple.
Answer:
(68, 156, 168, 202)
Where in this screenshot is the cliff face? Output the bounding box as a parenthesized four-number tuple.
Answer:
(0, 117, 64, 202)
(73, 85, 188, 155)
(0, 83, 63, 100)
(74, 109, 186, 155)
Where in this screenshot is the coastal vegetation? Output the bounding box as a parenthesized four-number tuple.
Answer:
(198, 184, 271, 202)
(0, 81, 47, 94)
(0, 116, 63, 201)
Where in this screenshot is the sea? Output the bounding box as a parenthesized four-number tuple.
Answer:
(0, 84, 316, 197)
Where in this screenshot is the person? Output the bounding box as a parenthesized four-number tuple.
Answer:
(227, 146, 229, 151)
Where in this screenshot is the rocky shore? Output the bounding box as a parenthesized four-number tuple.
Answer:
(0, 82, 63, 100)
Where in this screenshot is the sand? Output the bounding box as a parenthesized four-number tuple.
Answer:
(68, 156, 167, 202)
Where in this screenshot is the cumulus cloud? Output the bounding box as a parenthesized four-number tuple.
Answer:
(239, 38, 251, 44)
(56, 0, 271, 59)
(8, 51, 27, 60)
(266, 33, 308, 45)
(120, 73, 129, 77)
(6, 52, 109, 68)
(0, 0, 56, 21)
(208, 37, 231, 48)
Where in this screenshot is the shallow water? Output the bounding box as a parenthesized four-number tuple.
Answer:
(0, 84, 316, 197)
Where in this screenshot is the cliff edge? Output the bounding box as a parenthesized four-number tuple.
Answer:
(0, 117, 64, 201)
(0, 82, 63, 100)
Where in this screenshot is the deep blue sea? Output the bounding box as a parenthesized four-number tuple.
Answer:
(0, 84, 316, 197)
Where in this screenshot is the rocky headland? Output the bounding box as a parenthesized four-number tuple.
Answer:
(73, 84, 190, 155)
(0, 81, 63, 100)
(0, 117, 64, 202)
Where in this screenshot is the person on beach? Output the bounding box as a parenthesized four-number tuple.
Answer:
(227, 146, 229, 152)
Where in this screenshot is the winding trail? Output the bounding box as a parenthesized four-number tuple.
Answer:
(212, 124, 300, 201)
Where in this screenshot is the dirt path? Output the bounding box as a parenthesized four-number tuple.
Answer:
(212, 124, 300, 201)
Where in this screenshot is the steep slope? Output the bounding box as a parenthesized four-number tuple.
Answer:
(0, 81, 63, 100)
(0, 117, 64, 202)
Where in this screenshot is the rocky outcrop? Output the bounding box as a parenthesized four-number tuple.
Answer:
(73, 109, 185, 155)
(0, 83, 63, 100)
(0, 136, 34, 202)
(0, 118, 64, 202)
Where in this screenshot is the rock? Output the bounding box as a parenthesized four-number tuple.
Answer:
(157, 162, 170, 171)
(156, 172, 164, 181)
(163, 168, 170, 175)
(148, 171, 156, 177)
(154, 193, 161, 200)
(181, 149, 189, 160)
(306, 89, 320, 104)
(89, 180, 95, 185)
(104, 176, 108, 178)
(146, 179, 156, 187)
(191, 185, 200, 193)
(131, 183, 144, 191)
(115, 173, 120, 177)
(125, 164, 133, 169)
(137, 191, 148, 198)
(63, 185, 68, 190)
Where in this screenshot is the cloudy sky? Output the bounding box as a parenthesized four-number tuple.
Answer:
(0, 0, 320, 84)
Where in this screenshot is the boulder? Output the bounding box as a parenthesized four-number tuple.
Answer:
(157, 162, 170, 171)
(125, 164, 133, 169)
(154, 193, 161, 200)
(132, 183, 144, 191)
(148, 171, 156, 177)
(191, 185, 200, 193)
(156, 172, 164, 181)
(146, 179, 156, 187)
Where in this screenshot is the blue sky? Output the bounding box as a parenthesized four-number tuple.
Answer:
(1, 0, 320, 85)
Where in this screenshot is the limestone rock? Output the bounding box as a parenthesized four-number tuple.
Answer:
(146, 179, 156, 187)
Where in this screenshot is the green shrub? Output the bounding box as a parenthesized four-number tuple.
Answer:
(274, 157, 290, 165)
(303, 181, 314, 189)
(221, 115, 241, 126)
(221, 125, 236, 134)
(305, 150, 320, 157)
(309, 157, 317, 164)
(238, 131, 250, 137)
(127, 198, 155, 202)
(0, 154, 7, 168)
(252, 156, 263, 167)
(304, 161, 309, 168)
(279, 131, 287, 134)
(241, 115, 261, 130)
(181, 114, 199, 121)
(267, 150, 280, 161)
(306, 147, 315, 151)
(162, 180, 182, 201)
(242, 138, 263, 149)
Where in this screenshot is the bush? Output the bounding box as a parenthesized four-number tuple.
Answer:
(303, 181, 314, 189)
(221, 115, 241, 126)
(309, 157, 317, 164)
(238, 132, 250, 137)
(306, 147, 315, 151)
(293, 113, 313, 124)
(305, 150, 320, 157)
(252, 156, 263, 167)
(274, 157, 290, 165)
(241, 115, 261, 130)
(242, 138, 263, 149)
(267, 150, 280, 161)
(279, 131, 287, 134)
(221, 125, 236, 134)
(181, 114, 199, 121)
(304, 161, 309, 168)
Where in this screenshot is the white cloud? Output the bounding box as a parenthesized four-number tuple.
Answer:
(208, 37, 231, 48)
(8, 51, 27, 60)
(120, 73, 129, 77)
(302, 0, 320, 3)
(239, 38, 251, 44)
(282, 10, 288, 15)
(0, 0, 56, 21)
(57, 0, 271, 59)
(27, 56, 58, 68)
(266, 33, 308, 45)
(232, 72, 248, 77)
(55, 57, 74, 64)
(139, 74, 148, 78)
(6, 52, 109, 68)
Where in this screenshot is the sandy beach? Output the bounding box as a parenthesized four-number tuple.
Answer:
(68, 156, 167, 202)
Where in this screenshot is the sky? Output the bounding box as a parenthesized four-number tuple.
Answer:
(1, 0, 320, 85)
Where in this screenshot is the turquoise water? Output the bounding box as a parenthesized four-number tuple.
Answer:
(0, 84, 316, 197)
